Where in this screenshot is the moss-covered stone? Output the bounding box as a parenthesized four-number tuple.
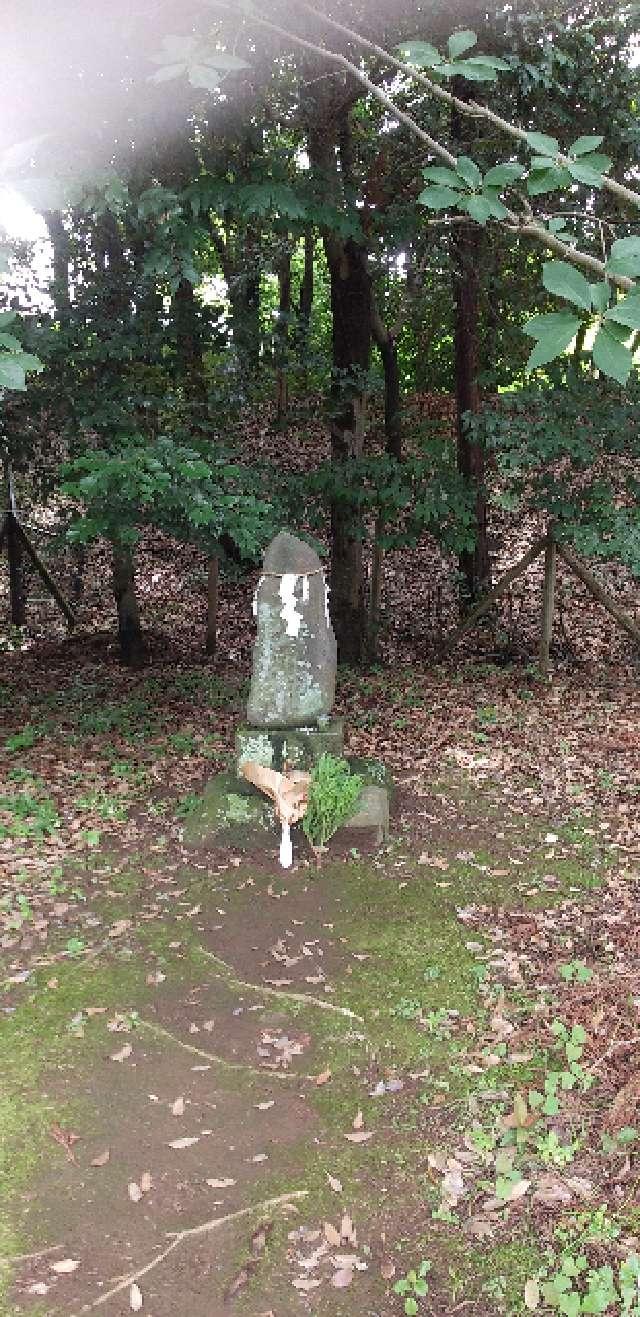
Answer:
(235, 718, 345, 773)
(179, 771, 276, 846)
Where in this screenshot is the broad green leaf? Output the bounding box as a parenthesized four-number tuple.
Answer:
(480, 189, 509, 218)
(483, 163, 525, 187)
(590, 283, 609, 313)
(417, 185, 461, 210)
(528, 156, 557, 171)
(567, 159, 603, 187)
(189, 64, 225, 90)
(422, 166, 463, 187)
(576, 152, 611, 173)
(198, 51, 250, 71)
(461, 194, 494, 224)
(543, 260, 592, 310)
(606, 238, 640, 278)
(522, 311, 581, 340)
(523, 312, 581, 370)
(0, 333, 21, 350)
(527, 166, 571, 196)
(448, 59, 502, 81)
(447, 30, 477, 58)
(592, 325, 632, 385)
(456, 155, 482, 187)
(398, 41, 442, 68)
(457, 53, 509, 69)
(0, 358, 26, 390)
(150, 63, 186, 84)
(605, 293, 640, 329)
(570, 134, 604, 156)
(0, 310, 17, 328)
(525, 131, 560, 156)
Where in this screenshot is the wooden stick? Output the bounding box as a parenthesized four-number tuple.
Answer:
(199, 948, 365, 1023)
(14, 519, 76, 629)
(539, 537, 557, 677)
(443, 536, 547, 653)
(6, 511, 26, 627)
(0, 1242, 64, 1266)
(555, 541, 640, 649)
(137, 1019, 307, 1080)
(77, 1191, 308, 1313)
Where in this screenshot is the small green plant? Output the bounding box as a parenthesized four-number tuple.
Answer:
(5, 724, 39, 752)
(394, 1259, 431, 1314)
(560, 960, 593, 984)
(302, 755, 363, 849)
(529, 1020, 593, 1116)
(391, 997, 423, 1020)
(535, 1130, 581, 1168)
(0, 791, 60, 840)
(176, 792, 200, 818)
(537, 1251, 640, 1314)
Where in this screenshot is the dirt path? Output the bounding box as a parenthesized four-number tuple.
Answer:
(0, 770, 622, 1317)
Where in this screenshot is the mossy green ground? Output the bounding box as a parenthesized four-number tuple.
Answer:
(0, 784, 611, 1316)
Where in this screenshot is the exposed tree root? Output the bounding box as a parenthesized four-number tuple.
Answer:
(77, 1191, 308, 1312)
(0, 1242, 63, 1266)
(137, 1018, 308, 1080)
(199, 948, 365, 1023)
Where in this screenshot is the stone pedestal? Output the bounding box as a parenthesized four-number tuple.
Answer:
(235, 718, 344, 775)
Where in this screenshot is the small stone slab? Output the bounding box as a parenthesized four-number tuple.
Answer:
(180, 773, 276, 848)
(338, 785, 390, 845)
(235, 719, 344, 775)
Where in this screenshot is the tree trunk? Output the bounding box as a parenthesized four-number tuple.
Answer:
(452, 81, 490, 601)
(43, 211, 71, 327)
(297, 227, 314, 365)
(7, 512, 26, 628)
(367, 295, 402, 659)
(173, 277, 206, 407)
(326, 236, 372, 666)
(275, 248, 292, 422)
(112, 546, 146, 667)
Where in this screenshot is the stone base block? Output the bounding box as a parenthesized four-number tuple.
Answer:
(235, 719, 344, 775)
(181, 758, 390, 854)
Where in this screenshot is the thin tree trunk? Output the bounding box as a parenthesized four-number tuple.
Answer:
(539, 537, 557, 676)
(112, 546, 146, 667)
(205, 555, 219, 656)
(452, 82, 490, 601)
(43, 211, 71, 327)
(297, 227, 314, 366)
(275, 249, 292, 422)
(368, 295, 402, 658)
(7, 512, 26, 627)
(173, 277, 206, 407)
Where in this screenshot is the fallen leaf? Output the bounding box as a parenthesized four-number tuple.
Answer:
(128, 1181, 142, 1203)
(324, 1222, 342, 1247)
(207, 1177, 236, 1189)
(167, 1137, 200, 1149)
(90, 1148, 110, 1167)
(292, 1277, 321, 1292)
(171, 1096, 185, 1116)
(332, 1267, 353, 1288)
(27, 1282, 49, 1295)
(381, 1260, 396, 1280)
(327, 1173, 343, 1193)
(344, 1131, 373, 1143)
(140, 1171, 152, 1193)
(130, 1282, 143, 1311)
(110, 1043, 132, 1063)
(315, 1068, 332, 1086)
(524, 1277, 540, 1310)
(51, 1259, 80, 1274)
(352, 1110, 364, 1130)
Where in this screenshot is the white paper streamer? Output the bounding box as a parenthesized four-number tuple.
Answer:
(252, 574, 265, 617)
(279, 821, 293, 868)
(279, 573, 303, 636)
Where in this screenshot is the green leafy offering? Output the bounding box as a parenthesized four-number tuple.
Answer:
(302, 755, 363, 850)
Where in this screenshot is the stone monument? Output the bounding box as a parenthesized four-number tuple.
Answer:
(181, 531, 391, 860)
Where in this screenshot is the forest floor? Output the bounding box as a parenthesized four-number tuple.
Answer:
(1, 398, 640, 1315)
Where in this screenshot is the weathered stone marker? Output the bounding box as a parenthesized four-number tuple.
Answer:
(247, 531, 336, 728)
(181, 530, 391, 861)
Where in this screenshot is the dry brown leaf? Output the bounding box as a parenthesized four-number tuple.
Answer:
(130, 1282, 143, 1312)
(140, 1171, 152, 1194)
(332, 1267, 353, 1289)
(352, 1110, 364, 1130)
(171, 1096, 185, 1116)
(207, 1177, 236, 1189)
(167, 1136, 200, 1149)
(341, 1213, 356, 1245)
(324, 1222, 342, 1247)
(292, 1277, 321, 1292)
(381, 1260, 396, 1280)
(128, 1181, 142, 1203)
(327, 1173, 343, 1193)
(110, 1043, 132, 1063)
(90, 1148, 110, 1167)
(315, 1068, 332, 1086)
(524, 1277, 540, 1310)
(344, 1131, 373, 1143)
(51, 1259, 80, 1275)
